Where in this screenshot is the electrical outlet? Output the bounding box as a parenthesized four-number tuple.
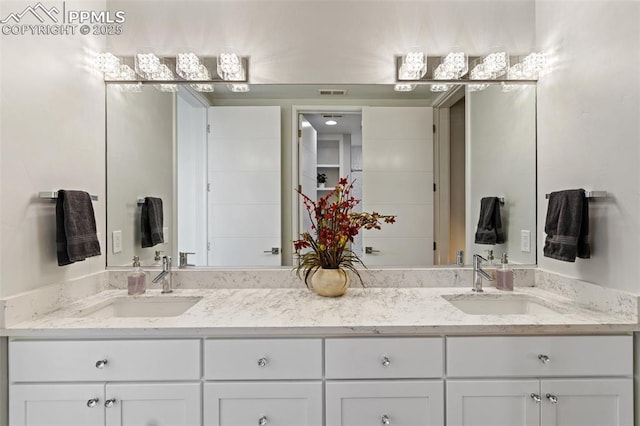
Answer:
(163, 227, 169, 244)
(521, 230, 531, 253)
(112, 230, 122, 254)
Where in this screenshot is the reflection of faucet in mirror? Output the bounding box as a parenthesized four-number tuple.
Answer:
(472, 254, 493, 292)
(179, 252, 195, 268)
(152, 256, 173, 294)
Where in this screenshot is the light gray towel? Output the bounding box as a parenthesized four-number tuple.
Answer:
(141, 197, 164, 248)
(56, 190, 101, 266)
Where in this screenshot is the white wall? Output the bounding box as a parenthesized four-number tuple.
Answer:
(535, 1, 640, 294)
(107, 0, 535, 84)
(0, 0, 107, 298)
(106, 85, 174, 267)
(466, 84, 537, 265)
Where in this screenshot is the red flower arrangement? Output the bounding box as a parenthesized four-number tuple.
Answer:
(293, 177, 396, 287)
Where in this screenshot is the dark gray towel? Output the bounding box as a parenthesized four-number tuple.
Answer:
(56, 190, 101, 266)
(141, 197, 164, 248)
(474, 197, 505, 245)
(544, 189, 590, 262)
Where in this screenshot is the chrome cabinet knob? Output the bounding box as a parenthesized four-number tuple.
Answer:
(257, 357, 268, 367)
(530, 393, 541, 403)
(538, 354, 550, 364)
(258, 415, 268, 425)
(381, 356, 391, 367)
(104, 398, 116, 408)
(95, 359, 108, 369)
(546, 393, 558, 404)
(86, 398, 99, 408)
(381, 414, 391, 425)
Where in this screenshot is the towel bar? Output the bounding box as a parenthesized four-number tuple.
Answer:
(137, 198, 146, 205)
(544, 190, 607, 200)
(498, 197, 505, 205)
(39, 191, 98, 202)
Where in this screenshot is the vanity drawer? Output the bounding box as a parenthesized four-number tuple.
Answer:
(204, 382, 322, 426)
(447, 335, 632, 377)
(325, 337, 443, 379)
(326, 380, 445, 426)
(9, 339, 201, 382)
(204, 339, 322, 380)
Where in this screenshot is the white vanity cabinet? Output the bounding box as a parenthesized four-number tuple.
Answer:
(8, 339, 202, 426)
(325, 337, 445, 425)
(203, 339, 323, 426)
(445, 336, 633, 426)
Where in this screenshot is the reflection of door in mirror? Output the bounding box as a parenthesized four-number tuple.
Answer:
(207, 106, 281, 266)
(299, 108, 435, 267)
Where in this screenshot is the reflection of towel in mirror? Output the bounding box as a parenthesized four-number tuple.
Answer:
(141, 197, 164, 248)
(56, 190, 101, 266)
(544, 189, 590, 262)
(474, 197, 505, 245)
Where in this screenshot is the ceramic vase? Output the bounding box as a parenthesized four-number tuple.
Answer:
(310, 267, 350, 297)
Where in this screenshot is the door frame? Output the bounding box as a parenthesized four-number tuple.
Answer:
(290, 105, 363, 264)
(432, 86, 465, 265)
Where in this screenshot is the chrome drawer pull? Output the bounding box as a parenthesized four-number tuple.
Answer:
(546, 393, 558, 404)
(381, 356, 391, 367)
(538, 354, 550, 364)
(104, 398, 116, 408)
(86, 398, 99, 408)
(530, 393, 541, 403)
(258, 415, 268, 425)
(257, 357, 268, 367)
(95, 359, 108, 369)
(381, 414, 391, 425)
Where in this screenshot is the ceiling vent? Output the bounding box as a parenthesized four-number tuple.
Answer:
(318, 89, 348, 96)
(322, 114, 344, 118)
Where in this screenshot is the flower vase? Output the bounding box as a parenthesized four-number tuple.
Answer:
(310, 267, 350, 297)
(319, 182, 325, 188)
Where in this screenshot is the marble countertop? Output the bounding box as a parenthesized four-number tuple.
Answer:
(3, 286, 636, 338)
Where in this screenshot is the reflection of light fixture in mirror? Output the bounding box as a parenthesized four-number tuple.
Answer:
(325, 119, 338, 126)
(398, 50, 427, 80)
(191, 83, 214, 92)
(482, 50, 509, 78)
(135, 52, 161, 79)
(217, 52, 246, 81)
(431, 83, 451, 92)
(228, 83, 250, 93)
(394, 83, 415, 92)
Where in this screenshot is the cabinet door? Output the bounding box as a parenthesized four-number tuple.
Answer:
(540, 379, 633, 426)
(105, 383, 201, 426)
(204, 382, 322, 426)
(10, 384, 104, 426)
(446, 380, 540, 426)
(326, 380, 444, 426)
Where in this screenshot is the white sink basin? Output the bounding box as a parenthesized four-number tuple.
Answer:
(78, 296, 202, 318)
(442, 294, 562, 315)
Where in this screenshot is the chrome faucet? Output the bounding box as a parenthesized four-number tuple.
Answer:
(472, 254, 493, 292)
(152, 255, 173, 294)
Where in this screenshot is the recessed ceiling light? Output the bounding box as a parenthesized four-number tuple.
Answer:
(325, 120, 337, 126)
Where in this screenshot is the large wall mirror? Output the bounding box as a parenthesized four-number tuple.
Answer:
(106, 83, 536, 268)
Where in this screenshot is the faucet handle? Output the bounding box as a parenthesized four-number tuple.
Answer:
(179, 252, 196, 268)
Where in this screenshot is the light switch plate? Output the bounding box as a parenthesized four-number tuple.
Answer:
(112, 230, 122, 254)
(163, 227, 169, 244)
(520, 230, 531, 253)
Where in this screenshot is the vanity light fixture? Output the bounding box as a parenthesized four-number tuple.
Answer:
(151, 63, 177, 92)
(90, 52, 121, 76)
(135, 52, 162, 79)
(217, 52, 246, 81)
(112, 64, 142, 92)
(440, 50, 468, 78)
(394, 83, 416, 92)
(430, 64, 454, 92)
(481, 50, 509, 78)
(398, 50, 427, 80)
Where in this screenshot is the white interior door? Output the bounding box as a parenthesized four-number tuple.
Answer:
(362, 106, 434, 266)
(207, 106, 281, 266)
